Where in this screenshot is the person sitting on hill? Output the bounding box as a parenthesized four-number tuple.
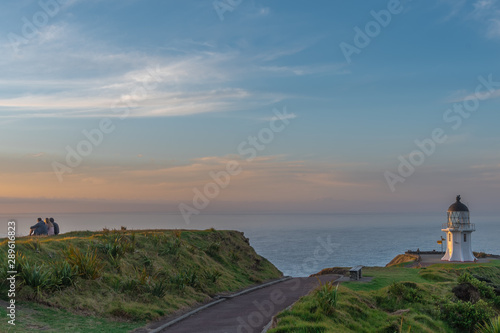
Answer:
(50, 217, 59, 235)
(29, 218, 48, 236)
(45, 217, 55, 236)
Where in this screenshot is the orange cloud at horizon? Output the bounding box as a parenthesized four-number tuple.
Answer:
(0, 154, 379, 213)
(4, 153, 497, 215)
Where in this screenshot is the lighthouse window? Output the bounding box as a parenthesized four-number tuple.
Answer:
(464, 234, 467, 242)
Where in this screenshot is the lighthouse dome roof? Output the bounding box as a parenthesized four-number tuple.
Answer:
(448, 195, 469, 212)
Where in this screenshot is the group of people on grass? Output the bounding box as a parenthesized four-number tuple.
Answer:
(29, 217, 60, 236)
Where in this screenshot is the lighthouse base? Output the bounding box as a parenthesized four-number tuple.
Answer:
(441, 228, 475, 262)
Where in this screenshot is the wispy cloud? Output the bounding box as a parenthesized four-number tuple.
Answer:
(0, 88, 285, 118)
(261, 112, 298, 122)
(486, 18, 500, 37)
(446, 87, 500, 103)
(440, 0, 500, 39)
(471, 0, 497, 17)
(28, 153, 45, 158)
(470, 0, 500, 38)
(258, 7, 271, 17)
(439, 0, 467, 21)
(0, 30, 283, 118)
(256, 45, 310, 62)
(0, 19, 330, 119)
(257, 63, 348, 76)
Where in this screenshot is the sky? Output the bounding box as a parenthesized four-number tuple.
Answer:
(1, 0, 500, 216)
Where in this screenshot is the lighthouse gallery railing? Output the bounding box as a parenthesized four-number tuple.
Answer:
(442, 223, 476, 231)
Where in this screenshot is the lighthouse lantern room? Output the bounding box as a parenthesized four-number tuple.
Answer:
(441, 195, 476, 262)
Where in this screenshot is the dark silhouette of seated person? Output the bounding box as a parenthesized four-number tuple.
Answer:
(50, 218, 60, 235)
(29, 218, 48, 236)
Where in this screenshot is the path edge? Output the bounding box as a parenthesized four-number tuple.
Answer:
(146, 276, 292, 333)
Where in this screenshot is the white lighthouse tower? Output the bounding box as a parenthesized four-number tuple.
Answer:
(441, 195, 476, 262)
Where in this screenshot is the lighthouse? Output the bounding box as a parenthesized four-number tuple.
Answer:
(441, 195, 476, 262)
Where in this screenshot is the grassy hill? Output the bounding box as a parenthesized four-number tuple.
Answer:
(0, 229, 282, 332)
(269, 259, 500, 332)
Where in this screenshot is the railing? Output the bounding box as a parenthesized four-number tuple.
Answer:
(441, 223, 476, 231)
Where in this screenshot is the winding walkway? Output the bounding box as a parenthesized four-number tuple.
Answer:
(136, 274, 340, 333)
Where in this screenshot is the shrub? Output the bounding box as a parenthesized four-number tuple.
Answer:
(172, 229, 182, 239)
(149, 280, 168, 298)
(0, 260, 7, 280)
(120, 278, 140, 293)
(109, 276, 121, 292)
(64, 246, 104, 280)
(205, 242, 220, 257)
(15, 253, 26, 273)
(103, 241, 124, 259)
(474, 252, 489, 259)
(184, 269, 200, 289)
(378, 320, 401, 333)
(314, 281, 339, 315)
(121, 236, 136, 253)
(19, 261, 53, 295)
(108, 255, 121, 272)
(98, 234, 135, 258)
(453, 283, 481, 303)
(458, 272, 496, 299)
(136, 267, 152, 286)
(166, 269, 201, 292)
(150, 233, 163, 246)
(140, 253, 153, 268)
(229, 250, 239, 262)
(52, 261, 78, 287)
(169, 274, 186, 293)
(26, 238, 41, 252)
(441, 299, 494, 332)
(0, 261, 10, 297)
(159, 238, 181, 256)
(477, 316, 500, 333)
(129, 232, 136, 247)
(388, 281, 422, 303)
(202, 268, 222, 285)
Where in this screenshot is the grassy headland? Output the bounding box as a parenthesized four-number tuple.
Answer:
(269, 259, 500, 332)
(0, 229, 282, 332)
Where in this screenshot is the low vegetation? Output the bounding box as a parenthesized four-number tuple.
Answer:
(0, 229, 282, 332)
(476, 316, 500, 333)
(269, 260, 500, 332)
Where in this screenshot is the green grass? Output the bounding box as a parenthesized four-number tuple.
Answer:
(0, 229, 282, 331)
(0, 302, 142, 332)
(343, 266, 429, 291)
(271, 259, 500, 333)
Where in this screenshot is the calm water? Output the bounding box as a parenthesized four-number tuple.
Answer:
(2, 213, 498, 277)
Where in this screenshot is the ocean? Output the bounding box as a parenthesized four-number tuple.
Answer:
(2, 213, 498, 277)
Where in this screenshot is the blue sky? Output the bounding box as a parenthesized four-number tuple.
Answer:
(0, 0, 499, 215)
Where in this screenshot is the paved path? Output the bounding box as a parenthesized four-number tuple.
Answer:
(419, 254, 494, 267)
(139, 274, 340, 333)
